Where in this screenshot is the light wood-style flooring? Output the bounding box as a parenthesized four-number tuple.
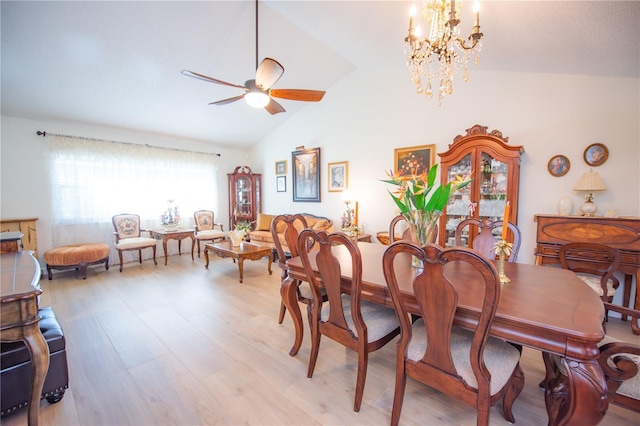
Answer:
(3, 252, 640, 425)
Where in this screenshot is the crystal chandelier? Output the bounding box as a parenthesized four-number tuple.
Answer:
(404, 0, 483, 105)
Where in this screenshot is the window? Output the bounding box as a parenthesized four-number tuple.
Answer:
(45, 135, 219, 248)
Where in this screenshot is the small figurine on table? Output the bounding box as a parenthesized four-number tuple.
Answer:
(493, 239, 513, 284)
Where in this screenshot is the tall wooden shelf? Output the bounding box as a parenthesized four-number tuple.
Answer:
(228, 166, 261, 230)
(438, 125, 524, 247)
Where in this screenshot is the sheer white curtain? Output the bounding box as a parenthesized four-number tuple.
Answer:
(45, 135, 219, 264)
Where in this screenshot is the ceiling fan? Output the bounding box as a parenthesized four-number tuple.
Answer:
(181, 0, 325, 115)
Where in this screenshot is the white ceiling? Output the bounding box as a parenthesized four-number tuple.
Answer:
(2, 1, 638, 149)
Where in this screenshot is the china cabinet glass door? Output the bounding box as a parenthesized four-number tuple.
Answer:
(439, 125, 524, 247)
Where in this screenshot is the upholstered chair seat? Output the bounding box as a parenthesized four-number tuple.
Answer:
(575, 273, 617, 297)
(407, 319, 521, 395)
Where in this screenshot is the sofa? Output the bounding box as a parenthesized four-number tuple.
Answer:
(248, 213, 333, 253)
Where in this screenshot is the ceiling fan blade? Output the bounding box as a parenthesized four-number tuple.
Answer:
(255, 58, 284, 91)
(265, 98, 286, 115)
(181, 70, 246, 90)
(269, 89, 326, 102)
(208, 95, 246, 106)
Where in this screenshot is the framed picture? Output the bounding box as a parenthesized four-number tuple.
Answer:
(275, 160, 287, 175)
(276, 176, 286, 192)
(394, 144, 436, 176)
(584, 143, 608, 167)
(328, 161, 348, 192)
(292, 147, 321, 202)
(548, 155, 570, 177)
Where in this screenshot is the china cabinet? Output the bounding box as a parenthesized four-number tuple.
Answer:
(228, 166, 261, 230)
(438, 125, 524, 247)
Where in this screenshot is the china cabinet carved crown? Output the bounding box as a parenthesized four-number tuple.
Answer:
(228, 166, 262, 230)
(438, 125, 524, 247)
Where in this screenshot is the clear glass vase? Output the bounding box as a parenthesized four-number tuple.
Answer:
(405, 210, 442, 268)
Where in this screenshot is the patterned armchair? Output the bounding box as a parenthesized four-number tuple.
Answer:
(192, 210, 225, 260)
(112, 214, 157, 272)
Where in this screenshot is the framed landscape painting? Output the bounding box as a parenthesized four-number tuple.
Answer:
(292, 147, 321, 202)
(394, 144, 436, 176)
(328, 161, 348, 192)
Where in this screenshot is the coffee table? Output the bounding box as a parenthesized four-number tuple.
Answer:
(204, 241, 273, 283)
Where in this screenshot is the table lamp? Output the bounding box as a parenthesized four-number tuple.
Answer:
(573, 170, 606, 217)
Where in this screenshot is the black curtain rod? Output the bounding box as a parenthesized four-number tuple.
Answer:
(36, 130, 222, 157)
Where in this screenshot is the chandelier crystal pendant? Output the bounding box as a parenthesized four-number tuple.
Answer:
(404, 0, 483, 105)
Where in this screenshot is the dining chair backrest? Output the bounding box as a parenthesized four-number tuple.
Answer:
(455, 218, 521, 261)
(389, 214, 438, 244)
(383, 241, 524, 425)
(559, 242, 621, 303)
(271, 214, 308, 267)
(298, 229, 363, 340)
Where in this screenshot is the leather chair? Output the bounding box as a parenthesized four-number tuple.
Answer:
(192, 210, 225, 260)
(1, 307, 69, 416)
(299, 229, 400, 412)
(112, 213, 157, 272)
(383, 242, 524, 426)
(455, 218, 521, 261)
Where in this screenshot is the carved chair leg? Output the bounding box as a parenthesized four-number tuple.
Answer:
(118, 251, 124, 272)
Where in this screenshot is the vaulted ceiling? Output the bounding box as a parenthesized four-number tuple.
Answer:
(2, 1, 638, 148)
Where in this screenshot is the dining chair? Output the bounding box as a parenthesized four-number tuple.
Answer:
(383, 242, 524, 426)
(271, 214, 318, 325)
(559, 242, 621, 310)
(298, 229, 400, 412)
(388, 214, 438, 244)
(112, 213, 157, 272)
(191, 210, 225, 260)
(599, 302, 640, 412)
(455, 218, 521, 261)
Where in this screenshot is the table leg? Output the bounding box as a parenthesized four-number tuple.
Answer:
(162, 239, 169, 266)
(622, 274, 632, 321)
(632, 270, 640, 334)
(23, 323, 50, 426)
(177, 239, 182, 255)
(204, 246, 210, 269)
(281, 275, 303, 356)
(544, 357, 607, 426)
(266, 252, 273, 275)
(238, 258, 244, 283)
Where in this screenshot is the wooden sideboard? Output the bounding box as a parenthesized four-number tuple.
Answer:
(0, 218, 38, 258)
(534, 214, 640, 334)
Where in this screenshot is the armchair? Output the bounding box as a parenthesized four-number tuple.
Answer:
(192, 210, 225, 260)
(112, 214, 157, 272)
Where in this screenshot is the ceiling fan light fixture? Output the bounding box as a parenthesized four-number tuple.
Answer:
(244, 79, 270, 108)
(245, 91, 270, 108)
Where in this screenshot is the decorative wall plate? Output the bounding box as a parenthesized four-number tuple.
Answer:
(548, 155, 570, 177)
(584, 143, 608, 167)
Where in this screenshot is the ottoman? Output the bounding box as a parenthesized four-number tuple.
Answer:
(44, 242, 110, 280)
(1, 307, 69, 416)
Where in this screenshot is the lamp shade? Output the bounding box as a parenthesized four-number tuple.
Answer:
(574, 171, 607, 192)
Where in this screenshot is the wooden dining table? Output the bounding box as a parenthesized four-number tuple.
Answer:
(284, 242, 608, 426)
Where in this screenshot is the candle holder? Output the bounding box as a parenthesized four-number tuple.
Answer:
(493, 239, 513, 284)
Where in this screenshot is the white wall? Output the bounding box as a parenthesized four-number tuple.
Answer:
(250, 67, 640, 267)
(0, 115, 250, 263)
